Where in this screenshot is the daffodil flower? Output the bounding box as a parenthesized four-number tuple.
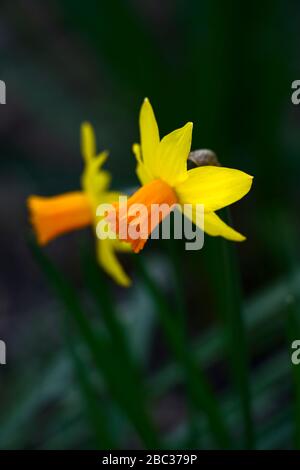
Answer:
(108, 98, 253, 253)
(27, 123, 131, 287)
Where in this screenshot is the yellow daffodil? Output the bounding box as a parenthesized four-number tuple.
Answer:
(108, 98, 253, 253)
(28, 123, 131, 287)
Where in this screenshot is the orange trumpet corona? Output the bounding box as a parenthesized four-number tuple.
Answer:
(107, 179, 178, 253)
(28, 191, 93, 245)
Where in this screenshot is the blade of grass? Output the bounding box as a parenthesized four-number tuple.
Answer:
(208, 209, 254, 449)
(4, 249, 298, 448)
(134, 255, 231, 449)
(29, 238, 160, 449)
(285, 300, 300, 451)
(62, 315, 117, 449)
(280, 214, 300, 450)
(81, 248, 146, 397)
(285, 299, 300, 449)
(168, 348, 291, 449)
(81, 247, 163, 446)
(167, 239, 201, 448)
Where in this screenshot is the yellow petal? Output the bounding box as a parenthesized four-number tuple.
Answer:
(184, 205, 245, 241)
(139, 98, 160, 175)
(80, 121, 110, 202)
(133, 143, 142, 165)
(155, 122, 192, 186)
(80, 126, 110, 207)
(133, 143, 153, 185)
(203, 212, 246, 241)
(96, 238, 131, 287)
(81, 122, 96, 162)
(136, 163, 153, 186)
(114, 239, 132, 253)
(81, 155, 110, 204)
(176, 166, 253, 212)
(99, 191, 122, 205)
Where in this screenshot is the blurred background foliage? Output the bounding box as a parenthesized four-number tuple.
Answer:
(1, 0, 300, 449)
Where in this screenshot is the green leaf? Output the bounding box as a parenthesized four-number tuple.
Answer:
(29, 237, 160, 449)
(135, 255, 232, 449)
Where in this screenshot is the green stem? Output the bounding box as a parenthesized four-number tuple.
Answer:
(286, 298, 300, 449)
(135, 255, 231, 449)
(82, 249, 146, 392)
(29, 238, 160, 449)
(167, 240, 200, 448)
(62, 315, 116, 449)
(214, 209, 254, 448)
(280, 213, 300, 449)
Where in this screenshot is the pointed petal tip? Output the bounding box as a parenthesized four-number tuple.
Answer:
(142, 97, 152, 110)
(142, 97, 151, 108)
(184, 121, 193, 132)
(243, 171, 254, 180)
(245, 173, 254, 188)
(236, 234, 247, 242)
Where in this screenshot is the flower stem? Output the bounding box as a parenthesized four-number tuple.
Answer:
(29, 238, 160, 449)
(286, 297, 300, 449)
(167, 239, 200, 448)
(214, 209, 254, 448)
(135, 254, 232, 449)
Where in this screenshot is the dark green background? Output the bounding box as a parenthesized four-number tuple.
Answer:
(0, 0, 300, 449)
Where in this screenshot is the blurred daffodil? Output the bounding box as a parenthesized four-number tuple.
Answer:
(28, 123, 131, 287)
(108, 98, 253, 253)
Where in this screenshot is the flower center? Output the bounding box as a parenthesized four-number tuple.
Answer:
(107, 179, 178, 253)
(28, 191, 93, 245)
